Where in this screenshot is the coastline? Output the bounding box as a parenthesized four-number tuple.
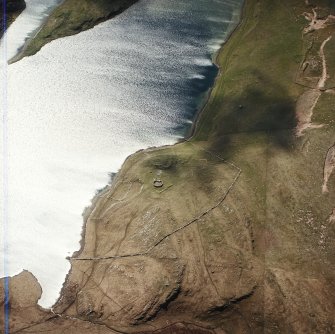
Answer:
(185, 0, 246, 142)
(7, 0, 64, 64)
(52, 0, 246, 309)
(9, 0, 139, 64)
(3, 0, 335, 331)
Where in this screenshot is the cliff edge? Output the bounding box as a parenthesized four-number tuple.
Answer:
(1, 0, 335, 333)
(10, 0, 138, 63)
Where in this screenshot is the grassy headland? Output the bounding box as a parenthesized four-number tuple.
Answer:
(57, 0, 335, 331)
(2, 0, 335, 333)
(11, 0, 138, 62)
(47, 0, 335, 332)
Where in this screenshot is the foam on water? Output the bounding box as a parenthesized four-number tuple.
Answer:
(0, 0, 243, 307)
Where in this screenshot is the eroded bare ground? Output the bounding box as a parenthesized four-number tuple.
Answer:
(322, 143, 335, 193)
(295, 32, 332, 136)
(303, 7, 335, 34)
(2, 0, 335, 333)
(295, 88, 322, 136)
(329, 209, 335, 223)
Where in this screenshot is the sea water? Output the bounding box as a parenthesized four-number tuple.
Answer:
(0, 0, 243, 307)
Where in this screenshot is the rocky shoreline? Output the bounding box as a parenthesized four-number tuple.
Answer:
(1, 0, 335, 333)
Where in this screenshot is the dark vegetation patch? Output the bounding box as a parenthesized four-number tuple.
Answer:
(190, 0, 307, 159)
(146, 155, 180, 171)
(0, 0, 26, 37)
(206, 83, 297, 157)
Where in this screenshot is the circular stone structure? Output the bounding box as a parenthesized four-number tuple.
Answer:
(153, 179, 164, 188)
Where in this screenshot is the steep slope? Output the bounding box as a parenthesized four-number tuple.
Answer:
(10, 0, 138, 62)
(1, 0, 335, 333)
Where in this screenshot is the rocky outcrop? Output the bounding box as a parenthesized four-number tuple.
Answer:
(0, 271, 52, 332)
